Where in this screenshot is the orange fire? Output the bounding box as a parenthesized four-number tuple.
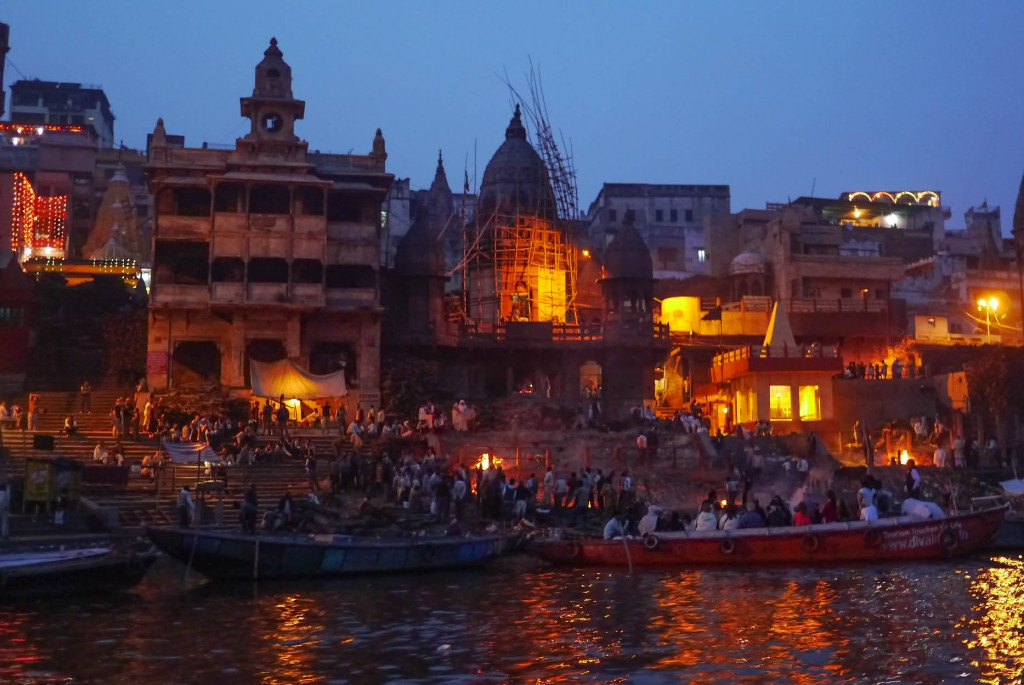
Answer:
(474, 453, 503, 471)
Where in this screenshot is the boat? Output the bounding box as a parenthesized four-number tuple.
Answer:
(145, 526, 515, 581)
(529, 504, 1009, 567)
(0, 541, 158, 598)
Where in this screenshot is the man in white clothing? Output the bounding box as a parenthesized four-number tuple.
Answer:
(860, 502, 879, 521)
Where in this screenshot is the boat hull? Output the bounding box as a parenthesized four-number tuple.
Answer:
(531, 505, 1008, 567)
(146, 527, 513, 581)
(0, 545, 158, 598)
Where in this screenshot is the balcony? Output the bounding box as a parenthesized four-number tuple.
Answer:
(325, 287, 377, 309)
(294, 215, 326, 235)
(248, 214, 290, 233)
(711, 344, 843, 382)
(210, 282, 244, 304)
(156, 215, 210, 240)
(246, 283, 288, 304)
(291, 284, 324, 307)
(327, 222, 377, 243)
(151, 283, 208, 307)
(458, 321, 670, 348)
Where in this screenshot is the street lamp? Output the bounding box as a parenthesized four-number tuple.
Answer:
(978, 297, 999, 344)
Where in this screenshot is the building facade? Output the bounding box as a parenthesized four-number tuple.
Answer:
(145, 39, 392, 408)
(9, 80, 116, 149)
(586, 183, 731, 280)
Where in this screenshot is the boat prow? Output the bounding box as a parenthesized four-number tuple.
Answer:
(530, 504, 1009, 567)
(0, 541, 158, 599)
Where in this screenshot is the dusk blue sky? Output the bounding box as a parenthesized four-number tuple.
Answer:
(4, 2, 1023, 227)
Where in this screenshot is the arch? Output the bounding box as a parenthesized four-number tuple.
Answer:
(309, 341, 355, 385)
(580, 360, 602, 398)
(171, 341, 221, 388)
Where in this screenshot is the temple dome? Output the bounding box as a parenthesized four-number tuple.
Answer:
(601, 218, 653, 281)
(729, 251, 767, 276)
(477, 104, 557, 220)
(89, 233, 134, 262)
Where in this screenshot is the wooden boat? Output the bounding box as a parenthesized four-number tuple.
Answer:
(0, 542, 158, 598)
(530, 504, 1009, 567)
(145, 526, 515, 581)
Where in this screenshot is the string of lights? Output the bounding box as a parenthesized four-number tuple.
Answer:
(11, 172, 68, 262)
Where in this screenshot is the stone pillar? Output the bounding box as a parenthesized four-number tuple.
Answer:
(286, 314, 301, 359)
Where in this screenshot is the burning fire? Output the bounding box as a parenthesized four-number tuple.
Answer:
(900, 450, 910, 465)
(474, 453, 503, 471)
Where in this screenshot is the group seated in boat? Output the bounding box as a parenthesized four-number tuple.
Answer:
(605, 491, 950, 540)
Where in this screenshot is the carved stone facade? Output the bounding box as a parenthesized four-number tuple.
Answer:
(146, 39, 392, 409)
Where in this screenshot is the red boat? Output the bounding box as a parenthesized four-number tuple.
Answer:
(530, 505, 1009, 567)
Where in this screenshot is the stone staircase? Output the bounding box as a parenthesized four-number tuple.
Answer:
(26, 379, 130, 434)
(1, 419, 361, 531)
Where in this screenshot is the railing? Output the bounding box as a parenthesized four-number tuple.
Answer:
(459, 321, 670, 344)
(705, 297, 887, 315)
(715, 344, 840, 364)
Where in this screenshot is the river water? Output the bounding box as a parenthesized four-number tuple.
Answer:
(2, 552, 1023, 684)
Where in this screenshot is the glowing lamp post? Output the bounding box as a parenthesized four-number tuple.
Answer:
(977, 297, 998, 344)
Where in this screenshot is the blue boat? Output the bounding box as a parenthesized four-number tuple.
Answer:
(145, 526, 515, 581)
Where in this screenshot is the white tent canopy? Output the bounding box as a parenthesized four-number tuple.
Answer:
(250, 359, 347, 400)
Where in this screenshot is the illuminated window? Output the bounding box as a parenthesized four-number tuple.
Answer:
(735, 389, 758, 423)
(380, 210, 388, 229)
(697, 249, 706, 263)
(769, 385, 792, 420)
(799, 385, 821, 421)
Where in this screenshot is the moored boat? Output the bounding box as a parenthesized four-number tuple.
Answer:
(0, 541, 158, 598)
(530, 504, 1008, 567)
(145, 526, 515, 581)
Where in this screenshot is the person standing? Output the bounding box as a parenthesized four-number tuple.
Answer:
(177, 485, 195, 528)
(80, 380, 92, 413)
(27, 393, 39, 431)
(905, 459, 922, 499)
(321, 401, 332, 436)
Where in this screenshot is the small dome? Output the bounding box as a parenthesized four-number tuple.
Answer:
(395, 205, 445, 277)
(729, 252, 767, 276)
(89, 236, 134, 262)
(601, 219, 653, 281)
(477, 105, 557, 220)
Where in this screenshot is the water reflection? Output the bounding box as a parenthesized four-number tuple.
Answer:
(0, 555, 1023, 683)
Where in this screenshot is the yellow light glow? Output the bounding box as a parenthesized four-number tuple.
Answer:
(581, 249, 590, 258)
(900, 449, 909, 465)
(798, 385, 821, 421)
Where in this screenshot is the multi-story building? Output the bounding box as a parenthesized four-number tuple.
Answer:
(585, 183, 731, 280)
(145, 39, 392, 409)
(9, 80, 116, 149)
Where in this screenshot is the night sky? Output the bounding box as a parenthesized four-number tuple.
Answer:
(4, 2, 1023, 226)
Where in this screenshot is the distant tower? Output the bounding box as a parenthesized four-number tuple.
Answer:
(599, 212, 655, 325)
(395, 202, 447, 337)
(235, 38, 308, 162)
(599, 212, 658, 419)
(0, 23, 9, 119)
